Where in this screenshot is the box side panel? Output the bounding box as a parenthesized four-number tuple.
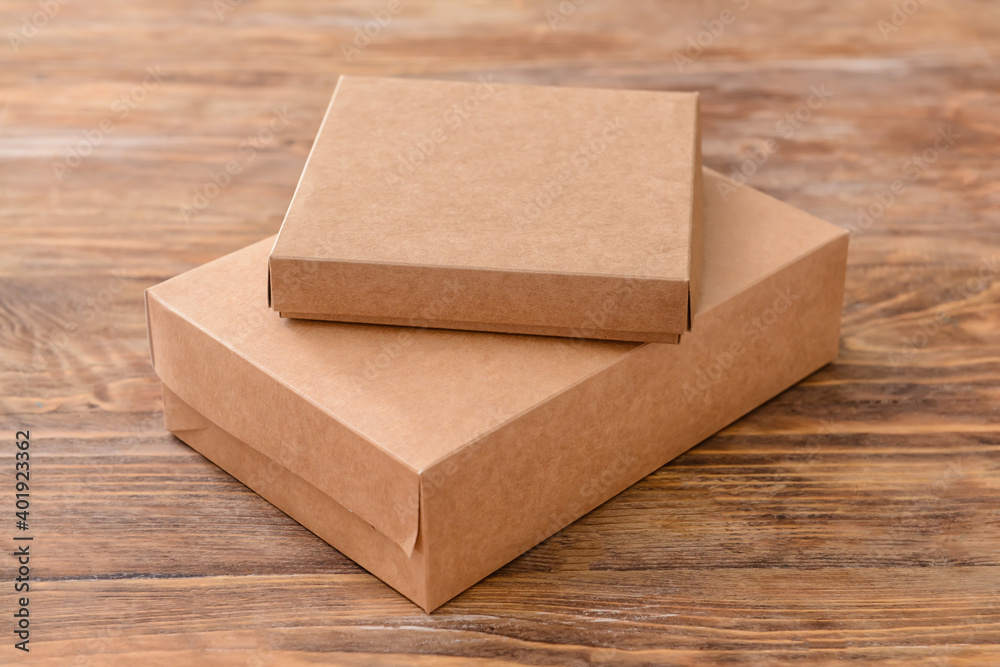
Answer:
(268, 74, 344, 312)
(269, 257, 689, 341)
(146, 294, 420, 555)
(687, 99, 704, 324)
(420, 233, 849, 611)
(279, 310, 681, 345)
(161, 385, 431, 610)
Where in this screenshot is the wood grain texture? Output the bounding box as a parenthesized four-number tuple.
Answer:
(1, 0, 999, 664)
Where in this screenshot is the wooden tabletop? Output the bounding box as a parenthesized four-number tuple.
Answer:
(2, 1, 998, 664)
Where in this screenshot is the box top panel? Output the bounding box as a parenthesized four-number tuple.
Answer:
(273, 75, 698, 278)
(150, 169, 845, 473)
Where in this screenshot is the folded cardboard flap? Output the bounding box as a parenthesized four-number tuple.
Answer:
(162, 386, 211, 433)
(161, 384, 432, 607)
(145, 290, 421, 556)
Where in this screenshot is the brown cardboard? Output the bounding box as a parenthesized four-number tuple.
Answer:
(268, 75, 702, 343)
(147, 168, 848, 611)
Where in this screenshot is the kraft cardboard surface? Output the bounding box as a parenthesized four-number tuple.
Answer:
(147, 168, 848, 611)
(268, 75, 702, 343)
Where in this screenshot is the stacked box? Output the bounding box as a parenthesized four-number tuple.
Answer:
(146, 161, 847, 610)
(267, 76, 703, 343)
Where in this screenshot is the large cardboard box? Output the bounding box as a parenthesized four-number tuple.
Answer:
(267, 75, 702, 343)
(146, 168, 848, 611)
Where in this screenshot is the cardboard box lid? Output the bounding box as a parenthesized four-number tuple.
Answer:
(267, 75, 702, 343)
(146, 168, 845, 569)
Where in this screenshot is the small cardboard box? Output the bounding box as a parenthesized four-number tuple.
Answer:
(268, 75, 703, 343)
(146, 169, 848, 611)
